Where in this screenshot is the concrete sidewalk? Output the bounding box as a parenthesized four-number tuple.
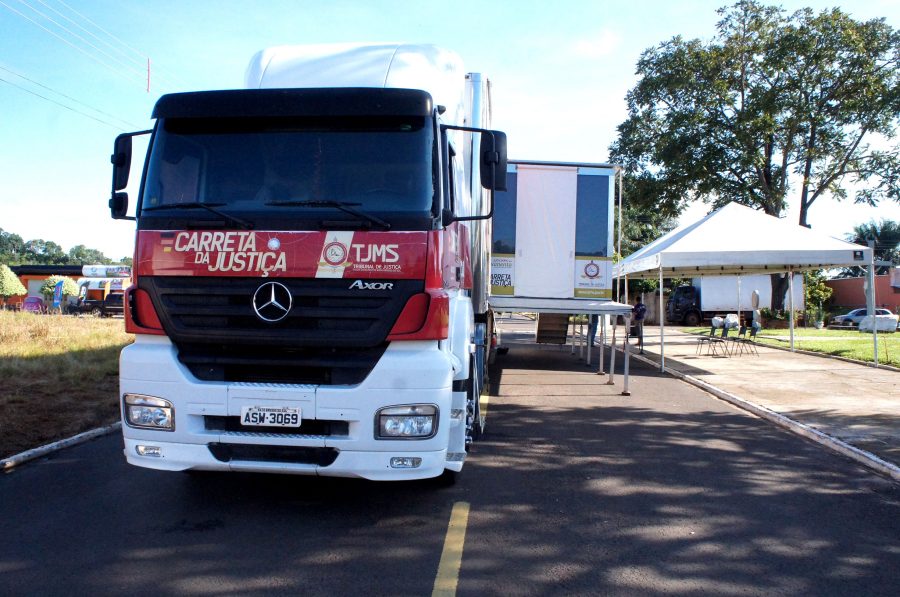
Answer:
(496, 315, 899, 477)
(626, 326, 899, 470)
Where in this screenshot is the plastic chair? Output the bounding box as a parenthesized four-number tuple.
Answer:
(730, 326, 747, 356)
(741, 324, 760, 356)
(696, 325, 717, 354)
(705, 325, 729, 356)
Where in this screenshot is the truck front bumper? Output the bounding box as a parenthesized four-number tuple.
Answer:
(119, 335, 458, 481)
(123, 438, 449, 480)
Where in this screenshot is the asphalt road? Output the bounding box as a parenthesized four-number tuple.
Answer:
(2, 341, 899, 596)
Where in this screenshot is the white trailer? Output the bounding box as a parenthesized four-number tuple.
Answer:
(489, 161, 618, 307)
(487, 161, 633, 373)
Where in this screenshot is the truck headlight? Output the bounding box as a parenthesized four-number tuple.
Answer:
(124, 394, 175, 431)
(376, 405, 437, 439)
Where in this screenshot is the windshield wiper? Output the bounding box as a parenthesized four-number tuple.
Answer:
(142, 202, 253, 230)
(265, 200, 391, 230)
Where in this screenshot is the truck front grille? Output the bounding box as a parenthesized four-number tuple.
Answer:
(177, 342, 388, 384)
(139, 276, 422, 384)
(208, 443, 339, 466)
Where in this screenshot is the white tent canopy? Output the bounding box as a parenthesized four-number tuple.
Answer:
(612, 202, 879, 369)
(615, 202, 872, 279)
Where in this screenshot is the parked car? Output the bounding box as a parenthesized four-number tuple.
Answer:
(70, 293, 125, 317)
(22, 296, 46, 314)
(830, 308, 898, 327)
(99, 292, 125, 317)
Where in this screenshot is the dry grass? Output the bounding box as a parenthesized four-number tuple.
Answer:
(0, 311, 132, 459)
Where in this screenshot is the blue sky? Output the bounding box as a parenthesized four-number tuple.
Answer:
(1, 0, 898, 260)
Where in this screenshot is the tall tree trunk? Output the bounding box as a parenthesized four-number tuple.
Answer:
(769, 272, 791, 313)
(798, 124, 817, 228)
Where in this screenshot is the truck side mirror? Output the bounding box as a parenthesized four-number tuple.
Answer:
(480, 130, 508, 191)
(111, 134, 133, 191)
(109, 129, 150, 221)
(110, 192, 129, 219)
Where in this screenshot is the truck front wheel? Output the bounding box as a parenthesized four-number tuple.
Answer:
(684, 311, 701, 327)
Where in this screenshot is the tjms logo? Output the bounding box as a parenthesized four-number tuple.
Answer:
(321, 241, 401, 266)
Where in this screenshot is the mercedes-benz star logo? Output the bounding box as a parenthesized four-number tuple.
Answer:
(252, 281, 292, 322)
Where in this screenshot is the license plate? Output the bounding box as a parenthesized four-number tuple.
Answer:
(240, 406, 301, 428)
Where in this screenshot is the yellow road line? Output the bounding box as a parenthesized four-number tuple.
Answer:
(432, 501, 471, 597)
(480, 393, 490, 421)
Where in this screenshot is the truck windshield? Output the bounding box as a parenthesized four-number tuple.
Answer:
(140, 116, 434, 226)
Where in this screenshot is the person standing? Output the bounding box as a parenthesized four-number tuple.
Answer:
(587, 314, 598, 345)
(632, 296, 647, 354)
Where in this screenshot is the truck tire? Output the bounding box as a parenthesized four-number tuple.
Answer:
(684, 311, 701, 327)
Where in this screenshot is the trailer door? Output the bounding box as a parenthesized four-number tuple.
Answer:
(514, 164, 577, 298)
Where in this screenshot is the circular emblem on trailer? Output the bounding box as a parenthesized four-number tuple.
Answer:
(267, 237, 281, 251)
(323, 241, 348, 266)
(584, 261, 601, 279)
(252, 281, 292, 323)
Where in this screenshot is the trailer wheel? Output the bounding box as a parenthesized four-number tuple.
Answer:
(684, 311, 701, 327)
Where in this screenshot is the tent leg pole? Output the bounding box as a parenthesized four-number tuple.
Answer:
(622, 316, 631, 395)
(659, 265, 665, 372)
(868, 251, 878, 368)
(788, 268, 795, 352)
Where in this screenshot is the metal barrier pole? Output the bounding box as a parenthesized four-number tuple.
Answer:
(622, 316, 631, 396)
(597, 315, 606, 375)
(580, 320, 586, 359)
(587, 317, 592, 366)
(607, 317, 617, 385)
(570, 316, 576, 354)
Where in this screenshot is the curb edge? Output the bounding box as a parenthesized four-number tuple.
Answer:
(1, 422, 121, 471)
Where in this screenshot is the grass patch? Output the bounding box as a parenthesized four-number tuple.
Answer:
(0, 311, 132, 459)
(683, 326, 900, 367)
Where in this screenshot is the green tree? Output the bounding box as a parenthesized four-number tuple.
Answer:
(40, 275, 80, 304)
(0, 264, 27, 306)
(68, 245, 111, 265)
(0, 227, 119, 266)
(616, 204, 679, 259)
(23, 239, 68, 265)
(0, 228, 26, 265)
(610, 1, 900, 309)
(804, 270, 833, 323)
(615, 204, 678, 298)
(838, 219, 900, 277)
